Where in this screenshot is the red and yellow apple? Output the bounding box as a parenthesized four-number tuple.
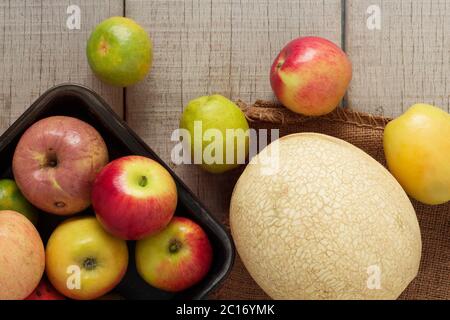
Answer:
(45, 216, 128, 300)
(25, 278, 65, 300)
(0, 210, 45, 299)
(12, 116, 108, 215)
(92, 155, 177, 240)
(270, 36, 352, 116)
(136, 216, 213, 292)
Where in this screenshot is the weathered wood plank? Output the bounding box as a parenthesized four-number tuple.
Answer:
(345, 0, 450, 116)
(0, 0, 124, 133)
(125, 0, 342, 222)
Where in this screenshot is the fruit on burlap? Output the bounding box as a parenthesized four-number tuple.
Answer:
(270, 37, 352, 116)
(384, 103, 450, 205)
(230, 133, 422, 299)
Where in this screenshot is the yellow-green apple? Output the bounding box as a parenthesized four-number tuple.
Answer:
(12, 116, 108, 215)
(179, 94, 250, 174)
(92, 155, 177, 240)
(25, 279, 65, 300)
(0, 210, 45, 299)
(45, 216, 128, 300)
(136, 216, 212, 292)
(270, 36, 352, 116)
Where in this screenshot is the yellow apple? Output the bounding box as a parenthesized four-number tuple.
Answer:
(384, 103, 450, 205)
(45, 216, 128, 300)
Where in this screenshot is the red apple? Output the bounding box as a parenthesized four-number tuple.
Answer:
(12, 116, 109, 215)
(135, 216, 213, 292)
(270, 36, 352, 116)
(92, 155, 177, 240)
(0, 210, 45, 299)
(25, 279, 65, 300)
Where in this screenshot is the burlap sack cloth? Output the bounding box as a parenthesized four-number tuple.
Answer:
(210, 101, 450, 300)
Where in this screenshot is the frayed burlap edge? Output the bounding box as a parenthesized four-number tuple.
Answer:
(237, 100, 391, 130)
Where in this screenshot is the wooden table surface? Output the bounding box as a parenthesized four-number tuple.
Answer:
(0, 0, 449, 226)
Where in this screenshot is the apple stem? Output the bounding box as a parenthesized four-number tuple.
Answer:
(168, 239, 182, 254)
(45, 152, 58, 168)
(138, 175, 148, 187)
(83, 257, 97, 271)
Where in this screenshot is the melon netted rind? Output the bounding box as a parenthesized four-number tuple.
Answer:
(230, 133, 422, 300)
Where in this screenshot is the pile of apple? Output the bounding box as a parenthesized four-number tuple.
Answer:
(0, 116, 212, 300)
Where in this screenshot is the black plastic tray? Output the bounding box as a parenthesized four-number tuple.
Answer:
(0, 84, 234, 300)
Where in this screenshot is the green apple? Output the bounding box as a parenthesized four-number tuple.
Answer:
(179, 95, 249, 173)
(0, 179, 38, 225)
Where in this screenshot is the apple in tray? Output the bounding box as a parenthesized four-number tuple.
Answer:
(92, 155, 178, 240)
(0, 210, 45, 299)
(136, 217, 213, 292)
(45, 216, 128, 300)
(25, 279, 65, 300)
(12, 116, 109, 215)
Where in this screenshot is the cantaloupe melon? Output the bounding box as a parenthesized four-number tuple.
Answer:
(230, 133, 422, 300)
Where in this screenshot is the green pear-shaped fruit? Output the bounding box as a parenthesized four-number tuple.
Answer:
(180, 95, 249, 174)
